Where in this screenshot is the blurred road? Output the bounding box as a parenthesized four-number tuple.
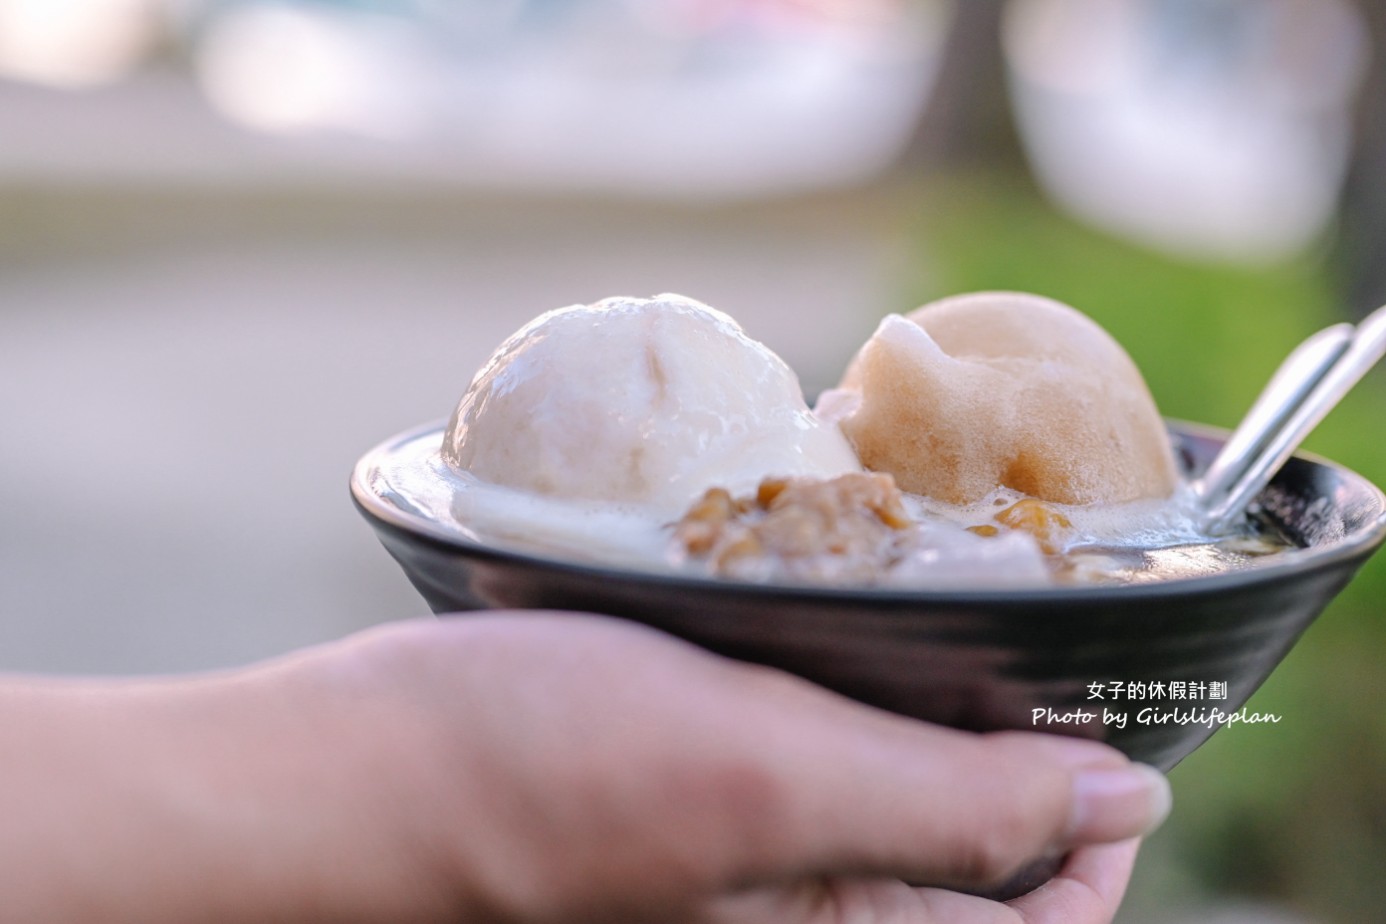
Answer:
(0, 185, 907, 673)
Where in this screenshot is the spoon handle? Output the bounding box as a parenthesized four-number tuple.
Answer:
(1196, 322, 1352, 507)
(1203, 305, 1386, 533)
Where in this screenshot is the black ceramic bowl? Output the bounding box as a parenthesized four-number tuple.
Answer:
(352, 421, 1386, 772)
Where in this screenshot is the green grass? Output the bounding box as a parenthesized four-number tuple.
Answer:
(898, 170, 1386, 921)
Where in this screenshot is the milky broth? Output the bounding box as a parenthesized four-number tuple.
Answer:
(373, 429, 1294, 588)
(907, 485, 1292, 585)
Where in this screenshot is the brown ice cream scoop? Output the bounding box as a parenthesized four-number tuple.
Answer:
(820, 291, 1177, 505)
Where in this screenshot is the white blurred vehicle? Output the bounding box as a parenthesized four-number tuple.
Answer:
(184, 0, 954, 197)
(1004, 0, 1370, 264)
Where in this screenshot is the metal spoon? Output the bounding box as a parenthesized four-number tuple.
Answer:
(1197, 304, 1386, 533)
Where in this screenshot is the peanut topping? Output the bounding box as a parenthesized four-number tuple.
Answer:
(993, 498, 1073, 555)
(672, 473, 914, 581)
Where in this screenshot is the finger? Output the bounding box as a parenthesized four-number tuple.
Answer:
(704, 877, 1024, 924)
(704, 847, 1140, 924)
(699, 663, 1171, 893)
(1007, 839, 1141, 924)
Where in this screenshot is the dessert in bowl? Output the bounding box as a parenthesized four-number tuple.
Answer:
(352, 292, 1386, 772)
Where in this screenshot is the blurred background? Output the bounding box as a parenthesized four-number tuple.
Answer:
(0, 1, 1383, 920)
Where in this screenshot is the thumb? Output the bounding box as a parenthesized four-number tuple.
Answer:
(703, 672, 1170, 893)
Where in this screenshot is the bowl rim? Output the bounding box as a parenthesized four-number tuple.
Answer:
(351, 419, 1386, 605)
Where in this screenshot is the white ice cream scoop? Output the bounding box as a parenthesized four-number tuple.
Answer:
(442, 293, 860, 513)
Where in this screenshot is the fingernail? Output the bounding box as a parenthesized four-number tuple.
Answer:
(1068, 763, 1172, 842)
